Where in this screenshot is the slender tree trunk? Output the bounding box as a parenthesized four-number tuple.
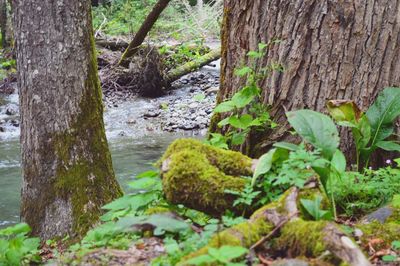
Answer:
(118, 0, 171, 66)
(212, 0, 400, 161)
(14, 0, 122, 240)
(0, 0, 7, 48)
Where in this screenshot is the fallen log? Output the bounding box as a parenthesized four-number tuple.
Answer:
(179, 183, 370, 266)
(95, 39, 129, 51)
(165, 47, 221, 83)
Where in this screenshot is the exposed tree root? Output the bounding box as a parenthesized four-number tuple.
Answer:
(160, 140, 371, 266)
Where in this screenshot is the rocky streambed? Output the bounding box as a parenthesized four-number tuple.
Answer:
(0, 61, 219, 140)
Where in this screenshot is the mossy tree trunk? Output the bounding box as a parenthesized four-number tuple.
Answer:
(0, 0, 7, 48)
(212, 0, 400, 161)
(14, 0, 123, 240)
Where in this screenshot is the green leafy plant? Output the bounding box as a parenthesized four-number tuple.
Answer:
(185, 245, 248, 266)
(300, 196, 332, 221)
(0, 223, 40, 266)
(225, 183, 261, 214)
(332, 166, 400, 217)
(327, 87, 400, 169)
(208, 42, 282, 149)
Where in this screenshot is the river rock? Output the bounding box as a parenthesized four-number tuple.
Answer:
(362, 206, 393, 224)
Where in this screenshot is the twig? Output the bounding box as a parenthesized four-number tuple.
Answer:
(250, 211, 299, 250)
(95, 12, 107, 38)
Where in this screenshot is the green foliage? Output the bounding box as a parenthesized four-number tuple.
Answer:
(225, 182, 261, 211)
(286, 109, 339, 160)
(300, 196, 332, 221)
(92, 0, 222, 40)
(185, 245, 248, 266)
(333, 166, 400, 217)
(209, 42, 282, 148)
(0, 223, 40, 266)
(327, 87, 400, 168)
(160, 40, 211, 71)
(252, 145, 330, 205)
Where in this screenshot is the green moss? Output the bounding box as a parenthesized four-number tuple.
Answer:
(357, 221, 400, 247)
(160, 139, 254, 216)
(160, 139, 253, 176)
(144, 207, 171, 215)
(162, 148, 247, 216)
(181, 216, 273, 263)
(274, 220, 328, 258)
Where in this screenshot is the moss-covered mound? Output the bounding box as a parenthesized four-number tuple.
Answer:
(159, 139, 253, 216)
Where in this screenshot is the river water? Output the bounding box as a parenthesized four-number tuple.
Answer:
(0, 63, 219, 226)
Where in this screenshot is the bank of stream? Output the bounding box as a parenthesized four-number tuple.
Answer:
(0, 61, 220, 227)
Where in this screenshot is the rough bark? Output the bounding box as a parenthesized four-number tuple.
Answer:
(119, 0, 171, 66)
(14, 0, 123, 239)
(0, 0, 7, 48)
(213, 0, 400, 161)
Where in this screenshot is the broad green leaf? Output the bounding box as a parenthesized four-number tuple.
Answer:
(0, 239, 9, 253)
(392, 240, 400, 250)
(234, 66, 252, 77)
(228, 114, 254, 129)
(273, 142, 299, 151)
(231, 87, 258, 108)
(258, 42, 268, 50)
(376, 141, 400, 152)
(0, 223, 31, 236)
(218, 117, 230, 127)
(136, 170, 158, 179)
(252, 148, 289, 186)
(331, 149, 346, 173)
(231, 131, 248, 145)
(286, 110, 339, 159)
(252, 149, 276, 184)
(128, 177, 161, 191)
(366, 87, 400, 145)
(214, 101, 235, 113)
(382, 255, 397, 262)
(247, 51, 262, 58)
(208, 133, 229, 149)
(327, 100, 362, 123)
(101, 195, 132, 211)
(214, 246, 248, 261)
(116, 214, 191, 235)
(300, 196, 332, 221)
(186, 254, 215, 265)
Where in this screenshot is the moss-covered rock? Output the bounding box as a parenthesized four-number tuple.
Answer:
(160, 139, 253, 216)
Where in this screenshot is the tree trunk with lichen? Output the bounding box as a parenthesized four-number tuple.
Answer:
(0, 0, 7, 48)
(14, 0, 123, 240)
(212, 0, 400, 162)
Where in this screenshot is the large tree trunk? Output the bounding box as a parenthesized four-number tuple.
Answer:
(212, 0, 400, 161)
(14, 0, 123, 240)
